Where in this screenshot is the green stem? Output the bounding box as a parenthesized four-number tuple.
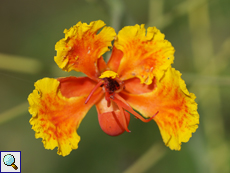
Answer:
(0, 102, 28, 124)
(123, 142, 166, 173)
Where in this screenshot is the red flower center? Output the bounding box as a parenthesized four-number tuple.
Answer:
(103, 77, 121, 94)
(100, 77, 124, 107)
(85, 72, 158, 136)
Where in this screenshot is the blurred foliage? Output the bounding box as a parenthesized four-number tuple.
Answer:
(0, 0, 230, 172)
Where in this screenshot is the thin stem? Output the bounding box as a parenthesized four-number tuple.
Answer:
(0, 53, 42, 74)
(123, 142, 166, 173)
(0, 102, 28, 124)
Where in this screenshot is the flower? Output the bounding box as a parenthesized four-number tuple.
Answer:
(28, 20, 199, 156)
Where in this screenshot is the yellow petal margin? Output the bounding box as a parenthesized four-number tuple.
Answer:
(54, 20, 116, 79)
(114, 24, 174, 84)
(120, 67, 199, 150)
(28, 78, 96, 156)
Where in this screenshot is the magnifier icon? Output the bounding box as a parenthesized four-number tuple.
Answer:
(3, 154, 18, 170)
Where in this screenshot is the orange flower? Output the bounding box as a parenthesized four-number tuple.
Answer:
(28, 20, 199, 156)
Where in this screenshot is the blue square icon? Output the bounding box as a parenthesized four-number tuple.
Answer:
(0, 151, 21, 173)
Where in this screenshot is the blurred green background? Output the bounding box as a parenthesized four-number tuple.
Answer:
(0, 0, 230, 172)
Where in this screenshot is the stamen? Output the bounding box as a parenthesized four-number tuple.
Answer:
(114, 94, 158, 122)
(105, 92, 111, 107)
(116, 102, 131, 133)
(85, 80, 104, 104)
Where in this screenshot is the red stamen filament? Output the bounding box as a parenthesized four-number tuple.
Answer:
(116, 102, 131, 133)
(114, 94, 158, 122)
(105, 92, 111, 107)
(85, 80, 104, 104)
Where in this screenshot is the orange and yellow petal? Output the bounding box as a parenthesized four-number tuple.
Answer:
(97, 56, 107, 73)
(54, 20, 116, 79)
(107, 46, 123, 72)
(28, 77, 102, 156)
(120, 67, 199, 150)
(124, 77, 157, 94)
(114, 24, 174, 84)
(58, 76, 98, 98)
